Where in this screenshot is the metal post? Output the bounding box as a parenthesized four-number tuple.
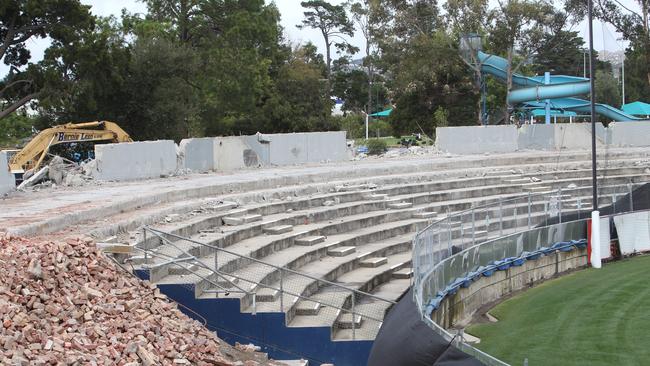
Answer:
(629, 183, 634, 212)
(528, 192, 532, 230)
(471, 208, 476, 245)
(447, 217, 452, 255)
(587, 0, 599, 213)
(514, 207, 517, 230)
(558, 188, 563, 224)
(280, 269, 284, 312)
(578, 198, 582, 219)
(143, 227, 148, 264)
(460, 213, 465, 247)
(351, 292, 356, 340)
(612, 194, 617, 214)
(485, 213, 490, 238)
(545, 202, 548, 227)
(499, 198, 503, 236)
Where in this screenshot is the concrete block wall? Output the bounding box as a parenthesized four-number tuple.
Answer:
(609, 121, 650, 147)
(436, 126, 519, 154)
(214, 136, 261, 171)
(0, 151, 15, 195)
(438, 122, 650, 154)
(93, 140, 178, 181)
(431, 248, 587, 328)
(179, 138, 215, 173)
(244, 131, 347, 165)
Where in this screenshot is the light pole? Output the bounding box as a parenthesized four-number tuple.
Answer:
(617, 37, 626, 106)
(588, 0, 601, 268)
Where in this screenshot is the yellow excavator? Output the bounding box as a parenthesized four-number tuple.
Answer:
(8, 121, 132, 176)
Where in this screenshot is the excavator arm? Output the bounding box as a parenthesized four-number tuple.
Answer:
(8, 121, 132, 174)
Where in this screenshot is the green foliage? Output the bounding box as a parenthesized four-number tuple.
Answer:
(433, 106, 449, 128)
(595, 70, 622, 109)
(0, 0, 94, 119)
(0, 113, 34, 148)
(365, 138, 387, 155)
(334, 114, 365, 139)
(298, 0, 358, 91)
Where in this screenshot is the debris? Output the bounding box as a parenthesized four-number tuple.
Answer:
(17, 166, 49, 190)
(0, 234, 284, 366)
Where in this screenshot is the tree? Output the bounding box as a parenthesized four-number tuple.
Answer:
(488, 0, 566, 123)
(350, 0, 385, 120)
(595, 69, 621, 108)
(444, 0, 492, 124)
(0, 0, 94, 119)
(298, 0, 358, 92)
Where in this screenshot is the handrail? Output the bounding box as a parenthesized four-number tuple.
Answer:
(145, 226, 398, 306)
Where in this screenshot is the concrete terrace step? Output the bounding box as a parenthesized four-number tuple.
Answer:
(388, 202, 413, 209)
(359, 257, 388, 268)
(295, 300, 322, 316)
(263, 225, 293, 235)
(392, 267, 413, 279)
(295, 235, 326, 246)
(327, 246, 356, 257)
(223, 214, 263, 226)
(234, 234, 414, 316)
(255, 287, 280, 302)
(412, 211, 437, 219)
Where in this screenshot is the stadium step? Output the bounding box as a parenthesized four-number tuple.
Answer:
(359, 257, 388, 268)
(392, 267, 413, 279)
(295, 300, 322, 316)
(412, 211, 437, 219)
(223, 214, 263, 226)
(264, 224, 294, 235)
(295, 235, 326, 246)
(328, 246, 356, 257)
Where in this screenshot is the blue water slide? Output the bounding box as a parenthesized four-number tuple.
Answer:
(477, 51, 640, 121)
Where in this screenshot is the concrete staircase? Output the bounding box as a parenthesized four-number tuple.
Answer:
(118, 152, 650, 365)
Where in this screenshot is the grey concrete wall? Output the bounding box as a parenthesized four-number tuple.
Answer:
(179, 138, 215, 172)
(0, 151, 15, 195)
(436, 126, 519, 154)
(214, 136, 261, 171)
(243, 131, 347, 166)
(432, 248, 587, 328)
(93, 140, 178, 181)
(517, 124, 555, 150)
(609, 121, 650, 147)
(553, 123, 608, 150)
(306, 131, 347, 162)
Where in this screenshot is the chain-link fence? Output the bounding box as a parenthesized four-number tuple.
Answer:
(413, 181, 649, 365)
(137, 227, 396, 341)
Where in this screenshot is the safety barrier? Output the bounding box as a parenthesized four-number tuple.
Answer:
(412, 182, 649, 365)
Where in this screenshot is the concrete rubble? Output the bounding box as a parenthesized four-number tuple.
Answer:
(0, 233, 284, 366)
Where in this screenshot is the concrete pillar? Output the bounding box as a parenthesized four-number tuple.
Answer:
(591, 210, 602, 268)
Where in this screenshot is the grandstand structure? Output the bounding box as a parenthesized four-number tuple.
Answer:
(125, 148, 650, 365)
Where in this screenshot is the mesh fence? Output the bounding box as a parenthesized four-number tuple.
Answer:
(413, 182, 649, 365)
(138, 227, 395, 341)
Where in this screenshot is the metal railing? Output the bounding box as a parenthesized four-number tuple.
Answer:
(412, 181, 648, 365)
(138, 226, 397, 341)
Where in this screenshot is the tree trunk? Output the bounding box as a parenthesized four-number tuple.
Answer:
(324, 32, 332, 95)
(0, 92, 39, 119)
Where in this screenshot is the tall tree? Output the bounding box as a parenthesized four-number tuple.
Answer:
(298, 0, 358, 93)
(350, 0, 384, 118)
(488, 0, 566, 123)
(0, 0, 93, 119)
(445, 0, 491, 124)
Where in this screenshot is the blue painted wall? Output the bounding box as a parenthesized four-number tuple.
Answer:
(135, 271, 373, 365)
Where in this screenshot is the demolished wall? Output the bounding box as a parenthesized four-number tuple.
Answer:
(438, 121, 650, 154)
(436, 125, 519, 154)
(93, 140, 177, 181)
(0, 151, 15, 195)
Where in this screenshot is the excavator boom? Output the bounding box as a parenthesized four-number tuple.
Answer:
(8, 121, 132, 174)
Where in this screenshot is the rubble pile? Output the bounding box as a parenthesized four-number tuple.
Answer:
(0, 234, 283, 365)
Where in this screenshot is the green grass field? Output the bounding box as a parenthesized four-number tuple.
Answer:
(467, 255, 650, 366)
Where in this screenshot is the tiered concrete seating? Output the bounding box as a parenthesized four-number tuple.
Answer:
(126, 153, 650, 343)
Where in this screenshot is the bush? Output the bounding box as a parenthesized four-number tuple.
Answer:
(366, 138, 388, 155)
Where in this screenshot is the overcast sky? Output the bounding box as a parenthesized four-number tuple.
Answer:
(0, 0, 638, 76)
